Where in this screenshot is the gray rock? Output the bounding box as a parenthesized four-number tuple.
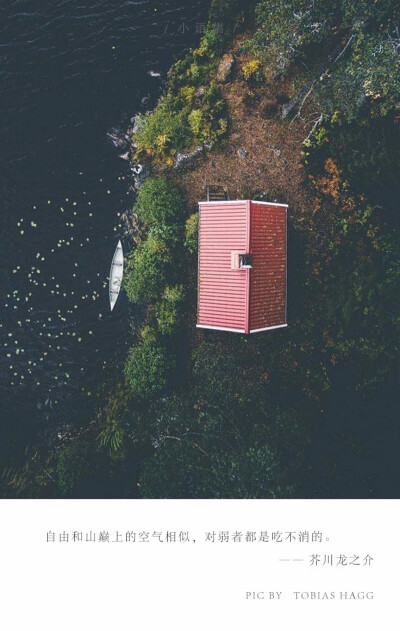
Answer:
(266, 146, 281, 157)
(173, 145, 204, 170)
(131, 115, 145, 136)
(217, 54, 235, 84)
(107, 128, 129, 150)
(130, 163, 147, 188)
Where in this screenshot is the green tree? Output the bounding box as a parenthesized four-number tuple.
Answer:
(124, 340, 171, 398)
(154, 284, 185, 335)
(184, 212, 199, 254)
(252, 0, 338, 70)
(251, 0, 400, 120)
(124, 232, 172, 303)
(133, 99, 191, 160)
(136, 396, 293, 498)
(134, 178, 183, 227)
(56, 442, 96, 497)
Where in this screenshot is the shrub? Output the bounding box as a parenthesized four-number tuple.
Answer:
(140, 325, 157, 343)
(188, 63, 202, 83)
(242, 59, 261, 81)
(136, 394, 294, 498)
(154, 285, 185, 335)
(124, 340, 170, 398)
(188, 109, 204, 137)
(179, 85, 196, 105)
(131, 39, 228, 165)
(251, 0, 400, 120)
(184, 213, 199, 254)
(133, 99, 191, 160)
(124, 233, 172, 303)
(208, 0, 250, 45)
(251, 0, 336, 70)
(134, 178, 183, 227)
(56, 442, 95, 497)
(97, 420, 125, 457)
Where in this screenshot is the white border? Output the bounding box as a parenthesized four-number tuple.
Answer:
(196, 324, 245, 333)
(250, 323, 288, 333)
(198, 200, 288, 207)
(0, 499, 395, 630)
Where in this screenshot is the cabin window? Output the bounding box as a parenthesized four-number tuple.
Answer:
(239, 254, 253, 269)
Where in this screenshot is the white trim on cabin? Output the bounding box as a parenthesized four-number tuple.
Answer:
(248, 201, 289, 207)
(250, 324, 288, 333)
(198, 200, 288, 207)
(196, 324, 246, 333)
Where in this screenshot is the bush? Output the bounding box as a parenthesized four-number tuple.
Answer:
(184, 212, 199, 254)
(124, 340, 170, 398)
(188, 109, 204, 137)
(251, 0, 336, 70)
(97, 420, 125, 457)
(135, 395, 294, 498)
(139, 441, 291, 498)
(56, 442, 95, 497)
(140, 325, 157, 343)
(134, 178, 183, 227)
(132, 45, 228, 165)
(208, 0, 251, 44)
(251, 0, 400, 120)
(154, 285, 185, 335)
(124, 232, 172, 303)
(133, 99, 191, 160)
(242, 59, 262, 82)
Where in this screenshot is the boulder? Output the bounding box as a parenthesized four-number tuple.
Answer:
(130, 163, 147, 188)
(107, 127, 129, 150)
(217, 54, 235, 84)
(266, 146, 281, 157)
(131, 115, 145, 136)
(173, 145, 204, 170)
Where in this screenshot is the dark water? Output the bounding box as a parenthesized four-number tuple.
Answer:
(0, 0, 208, 453)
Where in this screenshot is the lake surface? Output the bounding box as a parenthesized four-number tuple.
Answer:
(0, 0, 208, 456)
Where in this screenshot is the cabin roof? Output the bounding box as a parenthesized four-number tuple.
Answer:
(197, 200, 287, 334)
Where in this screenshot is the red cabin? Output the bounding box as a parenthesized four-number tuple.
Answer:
(197, 200, 287, 334)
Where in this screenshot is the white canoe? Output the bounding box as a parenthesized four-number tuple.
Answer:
(109, 240, 124, 311)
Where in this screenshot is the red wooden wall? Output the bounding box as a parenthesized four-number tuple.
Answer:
(197, 201, 249, 332)
(249, 202, 287, 331)
(197, 200, 287, 333)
